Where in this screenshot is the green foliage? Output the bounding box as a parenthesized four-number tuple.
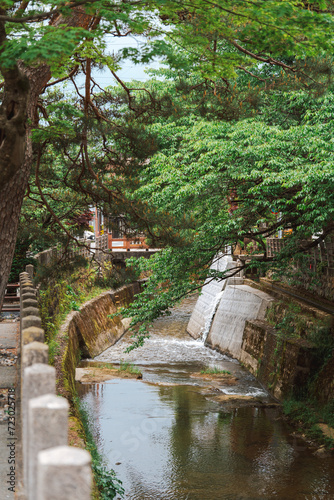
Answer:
(2, 26, 90, 70)
(124, 1, 334, 82)
(93, 261, 140, 290)
(308, 325, 334, 375)
(267, 301, 303, 339)
(283, 398, 317, 426)
(200, 367, 231, 375)
(48, 339, 61, 366)
(66, 285, 80, 311)
(278, 252, 334, 301)
(7, 0, 334, 351)
(283, 398, 334, 449)
(266, 299, 333, 356)
(118, 360, 142, 376)
(38, 265, 112, 362)
(39, 279, 76, 363)
(115, 95, 334, 344)
(69, 300, 80, 311)
(135, 109, 334, 243)
(320, 399, 334, 429)
(9, 245, 36, 283)
(13, 0, 334, 263)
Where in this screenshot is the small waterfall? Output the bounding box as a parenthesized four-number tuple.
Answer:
(187, 254, 233, 338)
(200, 290, 225, 343)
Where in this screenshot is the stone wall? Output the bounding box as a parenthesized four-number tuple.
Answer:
(57, 282, 141, 398)
(240, 319, 315, 400)
(188, 275, 333, 402)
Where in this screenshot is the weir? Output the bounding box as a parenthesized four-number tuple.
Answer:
(187, 254, 243, 339)
(186, 256, 332, 401)
(200, 290, 225, 343)
(206, 284, 274, 358)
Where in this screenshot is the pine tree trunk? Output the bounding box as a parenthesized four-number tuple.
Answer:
(0, 139, 32, 306)
(0, 9, 94, 309)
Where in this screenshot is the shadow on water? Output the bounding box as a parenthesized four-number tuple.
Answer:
(78, 296, 334, 500)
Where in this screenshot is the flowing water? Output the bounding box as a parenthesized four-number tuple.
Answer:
(78, 295, 334, 500)
(200, 290, 225, 343)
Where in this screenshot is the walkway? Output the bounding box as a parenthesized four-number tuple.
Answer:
(0, 320, 19, 499)
(259, 279, 334, 316)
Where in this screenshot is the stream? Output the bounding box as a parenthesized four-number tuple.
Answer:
(77, 295, 334, 500)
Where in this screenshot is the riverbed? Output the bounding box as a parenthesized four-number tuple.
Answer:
(77, 295, 334, 499)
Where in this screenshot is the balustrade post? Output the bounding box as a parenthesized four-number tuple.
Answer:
(22, 364, 56, 491)
(37, 446, 92, 500)
(27, 394, 68, 500)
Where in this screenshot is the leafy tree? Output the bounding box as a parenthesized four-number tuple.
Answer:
(0, 0, 155, 302)
(114, 93, 334, 347)
(1, 0, 334, 308)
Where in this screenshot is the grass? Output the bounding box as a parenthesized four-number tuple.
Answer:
(95, 362, 115, 369)
(48, 338, 61, 365)
(118, 360, 142, 376)
(200, 367, 231, 375)
(40, 272, 110, 365)
(283, 398, 334, 450)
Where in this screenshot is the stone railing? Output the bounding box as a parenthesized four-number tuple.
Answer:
(34, 239, 92, 267)
(266, 235, 334, 277)
(266, 237, 285, 258)
(19, 269, 92, 500)
(95, 234, 109, 262)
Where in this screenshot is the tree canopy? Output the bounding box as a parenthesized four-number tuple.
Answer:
(2, 0, 334, 312)
(102, 90, 333, 346)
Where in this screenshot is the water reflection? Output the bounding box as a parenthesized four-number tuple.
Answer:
(80, 380, 334, 499)
(78, 296, 334, 499)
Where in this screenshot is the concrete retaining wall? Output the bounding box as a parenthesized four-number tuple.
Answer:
(187, 255, 239, 339)
(206, 284, 274, 359)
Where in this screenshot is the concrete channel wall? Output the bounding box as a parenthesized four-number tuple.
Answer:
(19, 269, 92, 500)
(206, 285, 274, 358)
(187, 269, 332, 401)
(187, 255, 244, 339)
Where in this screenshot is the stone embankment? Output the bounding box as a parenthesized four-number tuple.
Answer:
(187, 257, 333, 402)
(54, 282, 141, 399)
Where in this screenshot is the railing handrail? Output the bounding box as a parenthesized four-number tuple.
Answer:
(19, 268, 92, 500)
